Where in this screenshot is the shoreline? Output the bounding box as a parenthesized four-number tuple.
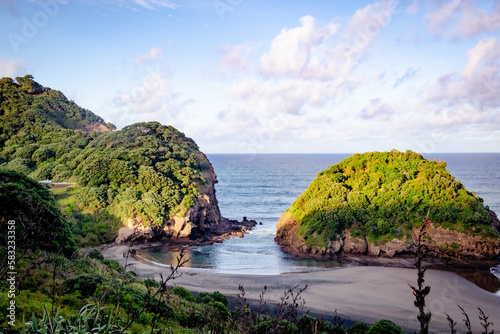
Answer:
(110, 240, 500, 292)
(101, 243, 500, 333)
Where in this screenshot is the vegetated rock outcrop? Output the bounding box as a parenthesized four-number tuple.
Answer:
(275, 150, 500, 261)
(0, 75, 247, 245)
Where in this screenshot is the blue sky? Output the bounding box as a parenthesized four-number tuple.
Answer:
(1, 0, 499, 153)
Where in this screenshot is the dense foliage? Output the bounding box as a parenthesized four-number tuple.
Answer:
(366, 319, 405, 334)
(0, 170, 77, 265)
(70, 121, 211, 225)
(0, 75, 114, 146)
(0, 76, 212, 230)
(0, 246, 387, 334)
(285, 150, 497, 247)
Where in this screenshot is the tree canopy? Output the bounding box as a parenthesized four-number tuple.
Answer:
(0, 169, 77, 262)
(284, 150, 498, 248)
(0, 76, 213, 229)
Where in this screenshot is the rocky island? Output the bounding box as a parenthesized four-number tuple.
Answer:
(275, 150, 500, 262)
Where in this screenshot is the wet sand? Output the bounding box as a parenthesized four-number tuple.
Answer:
(101, 244, 500, 333)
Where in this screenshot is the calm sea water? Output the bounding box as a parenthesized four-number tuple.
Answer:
(138, 153, 500, 290)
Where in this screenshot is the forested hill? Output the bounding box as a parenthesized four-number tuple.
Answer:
(276, 150, 500, 260)
(0, 76, 221, 243)
(0, 75, 115, 143)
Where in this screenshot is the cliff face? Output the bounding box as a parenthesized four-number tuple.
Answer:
(163, 159, 222, 238)
(275, 213, 500, 261)
(116, 158, 223, 243)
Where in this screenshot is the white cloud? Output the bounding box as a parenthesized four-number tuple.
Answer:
(394, 67, 419, 88)
(135, 47, 165, 65)
(0, 56, 27, 78)
(463, 38, 500, 79)
(260, 15, 339, 78)
(225, 1, 399, 112)
(258, 1, 398, 81)
(427, 37, 500, 111)
(343, 0, 398, 64)
(424, 0, 500, 39)
(219, 43, 253, 73)
(111, 72, 192, 128)
(194, 1, 498, 154)
(205, 1, 401, 153)
(398, 36, 500, 153)
(360, 98, 396, 120)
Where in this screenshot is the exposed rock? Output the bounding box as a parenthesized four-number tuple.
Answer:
(424, 224, 500, 260)
(343, 232, 368, 255)
(164, 161, 222, 239)
(490, 209, 500, 233)
(275, 214, 500, 261)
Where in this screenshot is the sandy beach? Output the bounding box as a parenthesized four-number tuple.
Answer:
(102, 244, 500, 333)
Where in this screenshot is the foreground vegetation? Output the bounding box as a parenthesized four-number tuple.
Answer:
(1, 247, 408, 334)
(284, 150, 498, 248)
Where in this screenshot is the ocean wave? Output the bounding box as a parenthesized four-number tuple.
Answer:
(491, 265, 500, 279)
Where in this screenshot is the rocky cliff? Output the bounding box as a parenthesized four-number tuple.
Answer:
(275, 150, 500, 262)
(116, 158, 229, 243)
(276, 212, 500, 261)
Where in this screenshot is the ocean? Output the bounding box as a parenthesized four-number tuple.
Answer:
(138, 153, 500, 292)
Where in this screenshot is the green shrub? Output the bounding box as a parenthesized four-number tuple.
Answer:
(296, 314, 338, 334)
(254, 317, 273, 334)
(367, 319, 404, 334)
(144, 277, 160, 289)
(348, 322, 370, 334)
(173, 286, 195, 302)
(23, 304, 126, 333)
(297, 314, 317, 333)
(148, 301, 174, 320)
(175, 310, 190, 327)
(63, 274, 105, 297)
(189, 311, 208, 328)
(59, 292, 85, 309)
(210, 291, 228, 307)
(0, 170, 77, 257)
(196, 291, 228, 307)
(212, 301, 229, 320)
(196, 292, 212, 304)
(88, 248, 104, 260)
(102, 259, 122, 272)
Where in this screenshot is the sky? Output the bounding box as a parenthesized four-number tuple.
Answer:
(0, 0, 499, 154)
